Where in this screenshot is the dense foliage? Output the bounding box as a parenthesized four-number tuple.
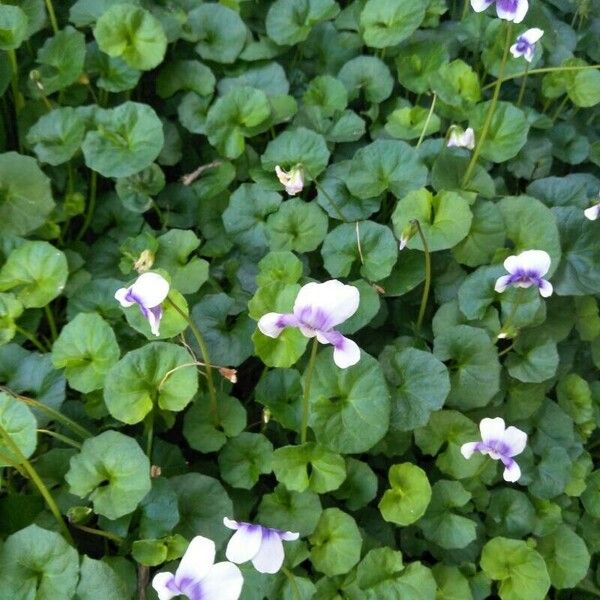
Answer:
(0, 0, 600, 598)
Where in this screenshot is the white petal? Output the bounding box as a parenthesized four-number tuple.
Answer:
(223, 517, 240, 530)
(522, 27, 544, 44)
(584, 204, 600, 220)
(332, 336, 361, 369)
(524, 47, 534, 63)
(145, 305, 162, 337)
(293, 280, 360, 329)
(463, 128, 475, 149)
(191, 562, 244, 600)
(505, 250, 551, 277)
(175, 536, 215, 590)
(251, 530, 285, 574)
(494, 274, 512, 293)
(479, 417, 506, 444)
(513, 0, 529, 23)
(503, 426, 527, 457)
(470, 0, 494, 12)
(538, 278, 553, 298)
(152, 572, 179, 600)
(510, 43, 522, 59)
(502, 459, 522, 482)
(115, 287, 135, 307)
(129, 272, 170, 308)
(280, 531, 300, 541)
(225, 524, 263, 564)
(496, 0, 528, 22)
(257, 313, 288, 338)
(460, 441, 479, 459)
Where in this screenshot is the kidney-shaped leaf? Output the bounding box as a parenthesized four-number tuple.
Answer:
(0, 392, 37, 467)
(360, 0, 427, 48)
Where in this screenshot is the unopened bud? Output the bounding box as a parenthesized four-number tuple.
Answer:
(399, 221, 419, 250)
(275, 164, 304, 196)
(150, 465, 162, 478)
(219, 367, 237, 384)
(262, 408, 271, 425)
(134, 249, 155, 273)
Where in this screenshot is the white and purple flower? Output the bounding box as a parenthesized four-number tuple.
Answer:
(510, 28, 544, 62)
(257, 280, 361, 369)
(584, 202, 600, 221)
(152, 535, 243, 600)
(224, 518, 299, 574)
(275, 164, 304, 196)
(470, 0, 528, 23)
(461, 417, 527, 482)
(447, 126, 475, 150)
(494, 250, 553, 298)
(115, 272, 170, 336)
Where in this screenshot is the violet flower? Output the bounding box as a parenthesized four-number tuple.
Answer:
(461, 417, 527, 482)
(275, 164, 304, 196)
(584, 202, 600, 221)
(494, 250, 553, 298)
(223, 518, 299, 574)
(470, 0, 528, 23)
(257, 280, 361, 369)
(447, 126, 475, 150)
(115, 272, 170, 336)
(152, 535, 243, 600)
(510, 28, 544, 62)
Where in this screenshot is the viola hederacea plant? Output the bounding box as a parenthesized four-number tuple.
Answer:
(1, 0, 600, 598)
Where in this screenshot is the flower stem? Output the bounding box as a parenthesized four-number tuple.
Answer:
(462, 21, 513, 188)
(416, 93, 437, 148)
(516, 63, 530, 107)
(461, 0, 470, 19)
(38, 429, 82, 449)
(304, 165, 347, 222)
(413, 220, 431, 333)
(14, 324, 48, 352)
(144, 411, 154, 458)
(7, 49, 24, 114)
(44, 304, 58, 342)
(44, 0, 59, 33)
(71, 523, 124, 544)
(300, 338, 319, 444)
(482, 63, 600, 90)
(551, 94, 570, 122)
(0, 424, 73, 544)
(166, 297, 219, 426)
(77, 170, 98, 241)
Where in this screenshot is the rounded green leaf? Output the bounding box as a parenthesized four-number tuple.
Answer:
(218, 432, 273, 489)
(321, 221, 398, 282)
(309, 508, 362, 577)
(76, 556, 129, 600)
(0, 5, 28, 50)
(104, 342, 198, 424)
(0, 292, 23, 345)
(66, 430, 151, 520)
(360, 0, 427, 48)
(0, 152, 54, 236)
(309, 350, 390, 454)
(0, 392, 37, 467)
(338, 56, 394, 103)
(51, 312, 120, 393)
(82, 102, 164, 178)
(0, 525, 79, 598)
(156, 60, 215, 99)
(379, 463, 432, 526)
(86, 40, 141, 93)
(391, 188, 473, 252)
(332, 458, 378, 511)
(116, 163, 166, 213)
(94, 5, 167, 71)
(505, 332, 559, 383)
(0, 241, 68, 308)
(385, 105, 441, 140)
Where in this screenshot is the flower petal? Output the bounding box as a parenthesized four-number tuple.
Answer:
(129, 272, 170, 308)
(223, 517, 241, 530)
(510, 42, 522, 59)
(332, 336, 361, 369)
(522, 27, 544, 44)
(505, 250, 551, 277)
(280, 531, 300, 541)
(479, 417, 506, 444)
(152, 572, 179, 600)
(460, 441, 479, 459)
(225, 524, 263, 564)
(503, 426, 527, 456)
(470, 0, 494, 12)
(145, 305, 163, 336)
(115, 287, 135, 307)
(584, 204, 600, 221)
(174, 536, 216, 591)
(293, 281, 360, 329)
(496, 0, 528, 22)
(257, 313, 297, 338)
(251, 529, 285, 574)
(502, 457, 522, 482)
(538, 278, 553, 298)
(189, 562, 244, 600)
(494, 274, 512, 293)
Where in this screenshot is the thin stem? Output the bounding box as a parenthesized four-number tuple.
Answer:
(7, 49, 24, 114)
(71, 522, 124, 544)
(77, 170, 98, 241)
(38, 429, 82, 449)
(497, 343, 514, 357)
(414, 221, 431, 333)
(551, 94, 569, 122)
(281, 567, 302, 600)
(14, 325, 48, 352)
(355, 221, 365, 265)
(482, 63, 600, 90)
(304, 165, 346, 222)
(144, 411, 154, 458)
(44, 0, 59, 33)
(0, 424, 73, 544)
(462, 22, 513, 188)
(300, 338, 319, 444)
(461, 0, 470, 19)
(516, 63, 530, 107)
(166, 297, 219, 426)
(0, 450, 27, 476)
(416, 93, 437, 148)
(44, 305, 58, 342)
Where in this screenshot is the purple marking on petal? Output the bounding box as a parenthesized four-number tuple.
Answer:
(483, 439, 511, 458)
(275, 314, 299, 329)
(515, 38, 530, 52)
(497, 0, 518, 15)
(296, 305, 334, 332)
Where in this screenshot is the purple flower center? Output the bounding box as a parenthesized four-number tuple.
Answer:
(515, 37, 531, 52)
(508, 270, 542, 287)
(297, 305, 333, 332)
(497, 0, 519, 14)
(478, 439, 511, 458)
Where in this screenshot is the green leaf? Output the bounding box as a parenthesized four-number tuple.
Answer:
(556, 373, 593, 425)
(0, 525, 79, 599)
(391, 188, 473, 252)
(433, 564, 473, 600)
(255, 366, 302, 430)
(332, 458, 378, 511)
(82, 102, 164, 178)
(347, 140, 428, 200)
(432, 60, 480, 119)
(433, 325, 501, 409)
(380, 346, 450, 432)
(486, 489, 535, 539)
(360, 0, 427, 48)
(309, 508, 362, 576)
(309, 349, 390, 453)
(0, 152, 54, 237)
(581, 471, 600, 519)
(303, 75, 348, 117)
(189, 4, 246, 64)
(218, 432, 273, 489)
(321, 221, 398, 282)
(481, 537, 551, 600)
(26, 107, 86, 166)
(66, 430, 151, 520)
(0, 392, 37, 467)
(338, 56, 394, 103)
(395, 41, 448, 94)
(219, 63, 290, 97)
(139, 477, 180, 539)
(76, 556, 128, 600)
(266, 0, 340, 46)
(0, 293, 23, 345)
(0, 241, 68, 308)
(385, 106, 441, 140)
(505, 332, 559, 383)
(379, 463, 432, 526)
(156, 60, 215, 99)
(0, 6, 28, 50)
(116, 164, 166, 213)
(567, 69, 600, 107)
(272, 443, 346, 494)
(354, 547, 403, 592)
(86, 41, 141, 93)
(94, 5, 167, 70)
(51, 312, 120, 393)
(104, 342, 198, 424)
